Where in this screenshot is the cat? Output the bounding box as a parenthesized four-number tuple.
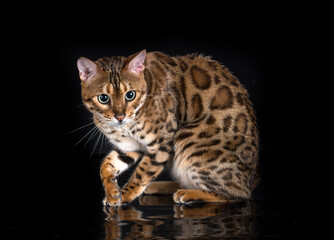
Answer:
(77, 49, 259, 206)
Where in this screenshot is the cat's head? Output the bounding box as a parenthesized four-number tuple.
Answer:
(77, 50, 147, 128)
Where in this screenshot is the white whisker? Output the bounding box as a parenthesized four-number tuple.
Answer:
(68, 121, 95, 134)
(84, 126, 100, 147)
(76, 103, 86, 108)
(73, 121, 103, 146)
(99, 132, 105, 155)
(90, 130, 103, 158)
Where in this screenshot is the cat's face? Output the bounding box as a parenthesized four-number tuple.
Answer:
(77, 50, 147, 128)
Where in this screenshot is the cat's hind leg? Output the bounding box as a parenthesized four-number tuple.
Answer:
(173, 189, 230, 204)
(144, 181, 181, 194)
(172, 125, 252, 204)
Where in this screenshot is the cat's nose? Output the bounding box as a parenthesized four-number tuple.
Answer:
(115, 114, 125, 123)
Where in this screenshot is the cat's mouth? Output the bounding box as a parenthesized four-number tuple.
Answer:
(113, 118, 131, 127)
(94, 112, 136, 129)
(105, 117, 133, 128)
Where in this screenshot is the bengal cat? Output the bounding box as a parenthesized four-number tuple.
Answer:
(77, 50, 259, 206)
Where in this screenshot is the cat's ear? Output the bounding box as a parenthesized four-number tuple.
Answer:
(126, 49, 146, 75)
(77, 57, 100, 82)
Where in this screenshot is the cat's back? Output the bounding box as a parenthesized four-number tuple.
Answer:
(176, 53, 248, 101)
(147, 51, 249, 101)
(145, 52, 256, 138)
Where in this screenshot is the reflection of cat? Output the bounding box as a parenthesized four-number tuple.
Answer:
(103, 196, 256, 239)
(173, 202, 256, 239)
(77, 50, 259, 206)
(103, 204, 164, 240)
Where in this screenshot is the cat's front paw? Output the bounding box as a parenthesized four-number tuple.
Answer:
(120, 189, 140, 206)
(103, 183, 122, 206)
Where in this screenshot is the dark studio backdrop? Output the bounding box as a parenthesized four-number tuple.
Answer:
(2, 10, 324, 238)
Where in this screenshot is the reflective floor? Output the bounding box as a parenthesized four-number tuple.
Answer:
(2, 194, 319, 239)
(103, 197, 258, 239)
(101, 197, 318, 239)
(1, 152, 319, 239)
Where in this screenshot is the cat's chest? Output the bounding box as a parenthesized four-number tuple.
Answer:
(105, 128, 144, 152)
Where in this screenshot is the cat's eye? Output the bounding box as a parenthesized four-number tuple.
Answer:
(125, 91, 136, 101)
(98, 94, 110, 104)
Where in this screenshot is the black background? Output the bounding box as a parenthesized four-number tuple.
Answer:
(2, 6, 326, 238)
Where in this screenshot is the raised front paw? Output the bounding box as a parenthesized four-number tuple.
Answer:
(103, 182, 121, 206)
